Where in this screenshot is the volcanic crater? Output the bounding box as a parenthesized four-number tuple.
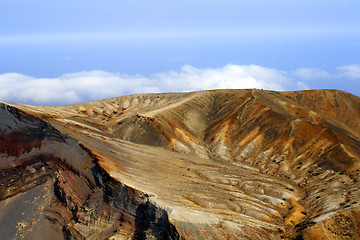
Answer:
(1, 89, 360, 239)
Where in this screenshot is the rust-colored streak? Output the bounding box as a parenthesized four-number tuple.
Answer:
(0, 131, 42, 157)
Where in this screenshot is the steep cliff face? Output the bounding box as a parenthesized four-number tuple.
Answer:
(0, 104, 178, 240)
(1, 89, 360, 239)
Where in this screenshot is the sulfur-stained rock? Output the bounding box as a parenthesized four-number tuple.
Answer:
(0, 89, 360, 239)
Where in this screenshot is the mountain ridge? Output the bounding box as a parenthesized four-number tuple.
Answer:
(1, 89, 359, 239)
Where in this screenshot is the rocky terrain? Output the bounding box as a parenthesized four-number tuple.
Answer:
(0, 89, 359, 240)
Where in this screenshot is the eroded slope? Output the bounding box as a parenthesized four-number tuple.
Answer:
(2, 89, 360, 239)
(0, 104, 179, 240)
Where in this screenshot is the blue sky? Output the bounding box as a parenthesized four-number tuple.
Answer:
(1, 0, 360, 105)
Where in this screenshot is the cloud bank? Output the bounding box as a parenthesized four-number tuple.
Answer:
(0, 64, 358, 106)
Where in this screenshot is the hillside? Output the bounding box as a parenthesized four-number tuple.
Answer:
(1, 89, 360, 239)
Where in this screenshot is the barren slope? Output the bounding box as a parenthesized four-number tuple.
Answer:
(1, 89, 360, 239)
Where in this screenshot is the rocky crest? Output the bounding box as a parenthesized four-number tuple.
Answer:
(0, 89, 359, 239)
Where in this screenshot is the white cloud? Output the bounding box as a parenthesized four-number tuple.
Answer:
(153, 64, 289, 92)
(296, 81, 310, 90)
(2, 26, 359, 45)
(292, 68, 330, 80)
(0, 64, 299, 105)
(336, 65, 360, 79)
(0, 64, 317, 106)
